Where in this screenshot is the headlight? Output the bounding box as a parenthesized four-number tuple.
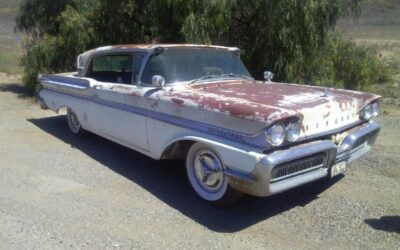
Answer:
(360, 104, 373, 121)
(265, 124, 285, 146)
(372, 102, 379, 117)
(285, 119, 301, 142)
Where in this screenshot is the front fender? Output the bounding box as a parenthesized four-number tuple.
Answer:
(147, 118, 264, 174)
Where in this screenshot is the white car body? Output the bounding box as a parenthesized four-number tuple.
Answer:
(38, 44, 381, 204)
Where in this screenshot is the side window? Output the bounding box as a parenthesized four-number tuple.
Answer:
(133, 53, 145, 84)
(87, 54, 133, 84)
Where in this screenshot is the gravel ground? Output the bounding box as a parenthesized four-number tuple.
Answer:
(0, 74, 399, 249)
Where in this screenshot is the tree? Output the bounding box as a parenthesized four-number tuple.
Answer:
(176, 0, 362, 82)
(16, 0, 389, 94)
(16, 0, 73, 37)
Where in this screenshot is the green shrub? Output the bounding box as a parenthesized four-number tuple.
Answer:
(20, 37, 61, 94)
(311, 33, 392, 90)
(332, 35, 390, 90)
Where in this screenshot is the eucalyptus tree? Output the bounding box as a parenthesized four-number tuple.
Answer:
(17, 0, 388, 94)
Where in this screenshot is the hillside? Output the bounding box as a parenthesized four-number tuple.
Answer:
(338, 0, 400, 41)
(0, 0, 22, 74)
(338, 0, 400, 95)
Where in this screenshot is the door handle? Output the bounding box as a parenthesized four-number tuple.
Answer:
(93, 85, 102, 90)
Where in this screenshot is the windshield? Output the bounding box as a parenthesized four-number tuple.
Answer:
(140, 47, 252, 85)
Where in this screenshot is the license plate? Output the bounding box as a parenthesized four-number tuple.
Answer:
(330, 162, 347, 178)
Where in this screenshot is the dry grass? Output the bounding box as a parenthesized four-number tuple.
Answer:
(0, 0, 22, 75)
(0, 32, 24, 74)
(0, 0, 19, 15)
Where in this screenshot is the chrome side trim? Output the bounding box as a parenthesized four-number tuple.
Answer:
(39, 74, 90, 89)
(225, 168, 255, 182)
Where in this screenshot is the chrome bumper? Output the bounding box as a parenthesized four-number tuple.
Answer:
(336, 122, 380, 164)
(227, 121, 380, 197)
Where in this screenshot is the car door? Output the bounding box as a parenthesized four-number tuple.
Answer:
(87, 53, 150, 152)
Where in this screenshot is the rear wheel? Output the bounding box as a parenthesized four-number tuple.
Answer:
(66, 108, 86, 135)
(186, 142, 242, 207)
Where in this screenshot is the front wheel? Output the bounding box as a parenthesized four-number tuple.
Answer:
(186, 142, 242, 207)
(66, 108, 86, 135)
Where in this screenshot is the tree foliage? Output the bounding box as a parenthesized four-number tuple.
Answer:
(16, 0, 73, 37)
(175, 0, 360, 80)
(16, 0, 390, 94)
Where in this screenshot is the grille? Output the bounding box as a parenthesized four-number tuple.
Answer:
(271, 153, 325, 181)
(353, 131, 377, 149)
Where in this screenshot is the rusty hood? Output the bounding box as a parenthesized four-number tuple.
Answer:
(164, 80, 380, 136)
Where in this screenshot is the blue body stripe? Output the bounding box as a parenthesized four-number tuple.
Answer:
(40, 75, 90, 88)
(44, 88, 267, 148)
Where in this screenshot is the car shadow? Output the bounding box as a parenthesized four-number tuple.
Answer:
(364, 216, 400, 234)
(0, 82, 31, 98)
(28, 115, 342, 233)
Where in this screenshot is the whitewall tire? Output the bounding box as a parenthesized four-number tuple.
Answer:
(186, 142, 242, 206)
(66, 108, 86, 135)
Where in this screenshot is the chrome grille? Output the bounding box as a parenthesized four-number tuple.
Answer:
(271, 153, 325, 182)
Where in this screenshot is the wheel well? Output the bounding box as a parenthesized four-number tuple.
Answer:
(160, 140, 195, 160)
(56, 106, 68, 114)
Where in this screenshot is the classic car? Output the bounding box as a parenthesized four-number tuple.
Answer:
(38, 44, 381, 206)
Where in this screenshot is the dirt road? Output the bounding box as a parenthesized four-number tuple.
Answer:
(0, 74, 399, 249)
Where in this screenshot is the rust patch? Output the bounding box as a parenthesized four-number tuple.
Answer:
(131, 91, 141, 97)
(150, 100, 159, 109)
(150, 79, 380, 127)
(171, 98, 185, 106)
(301, 124, 306, 132)
(110, 85, 133, 91)
(106, 84, 142, 97)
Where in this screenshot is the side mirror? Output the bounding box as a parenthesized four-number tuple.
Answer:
(264, 71, 274, 82)
(152, 75, 166, 89)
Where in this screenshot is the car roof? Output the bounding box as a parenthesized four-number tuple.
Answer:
(77, 44, 240, 69)
(96, 44, 238, 51)
(82, 44, 239, 57)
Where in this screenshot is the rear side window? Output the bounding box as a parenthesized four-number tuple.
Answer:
(88, 54, 133, 84)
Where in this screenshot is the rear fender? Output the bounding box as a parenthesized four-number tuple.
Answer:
(39, 89, 96, 132)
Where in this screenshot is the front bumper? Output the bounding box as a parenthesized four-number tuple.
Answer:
(227, 121, 380, 197)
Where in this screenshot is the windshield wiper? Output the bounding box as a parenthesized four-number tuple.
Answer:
(189, 74, 220, 84)
(220, 73, 253, 80)
(189, 73, 253, 84)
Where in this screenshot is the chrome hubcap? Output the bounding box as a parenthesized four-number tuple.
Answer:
(67, 109, 81, 134)
(69, 111, 80, 129)
(193, 149, 224, 193)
